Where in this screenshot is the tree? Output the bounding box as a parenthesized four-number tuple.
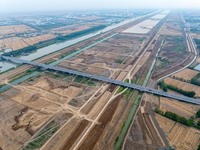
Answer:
(178, 116, 189, 126)
(187, 117, 194, 126)
(164, 111, 178, 121)
(196, 109, 200, 118)
(163, 86, 168, 92)
(197, 120, 200, 126)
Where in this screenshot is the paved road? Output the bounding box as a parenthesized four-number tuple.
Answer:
(2, 56, 200, 105)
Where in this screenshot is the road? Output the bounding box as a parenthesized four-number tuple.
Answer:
(157, 17, 198, 81)
(2, 56, 200, 105)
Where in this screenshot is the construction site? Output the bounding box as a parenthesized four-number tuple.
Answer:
(0, 9, 200, 150)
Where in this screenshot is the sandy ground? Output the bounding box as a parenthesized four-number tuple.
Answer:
(130, 52, 151, 77)
(124, 98, 168, 150)
(87, 91, 112, 119)
(0, 98, 31, 150)
(0, 75, 98, 149)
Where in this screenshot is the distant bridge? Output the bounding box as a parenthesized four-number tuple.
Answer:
(2, 56, 200, 105)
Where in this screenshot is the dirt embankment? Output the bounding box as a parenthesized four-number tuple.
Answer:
(78, 96, 121, 150)
(124, 100, 169, 150)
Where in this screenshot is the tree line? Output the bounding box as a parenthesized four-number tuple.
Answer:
(3, 25, 107, 57)
(158, 81, 196, 98)
(155, 108, 200, 129)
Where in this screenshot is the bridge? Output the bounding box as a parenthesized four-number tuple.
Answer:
(2, 55, 200, 105)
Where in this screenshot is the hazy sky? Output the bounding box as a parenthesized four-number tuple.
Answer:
(1, 0, 200, 12)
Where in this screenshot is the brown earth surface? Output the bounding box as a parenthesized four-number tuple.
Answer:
(173, 68, 198, 81)
(160, 97, 199, 119)
(164, 77, 200, 97)
(156, 114, 200, 150)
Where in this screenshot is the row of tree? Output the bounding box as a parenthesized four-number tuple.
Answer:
(56, 25, 107, 41)
(3, 25, 107, 57)
(158, 81, 196, 98)
(196, 109, 200, 118)
(194, 38, 200, 54)
(191, 73, 200, 86)
(155, 108, 200, 129)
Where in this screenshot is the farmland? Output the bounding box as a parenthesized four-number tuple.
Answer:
(164, 77, 200, 97)
(173, 68, 199, 81)
(1, 9, 200, 150)
(156, 114, 200, 150)
(0, 34, 55, 51)
(0, 25, 35, 36)
(160, 97, 199, 119)
(50, 24, 94, 36)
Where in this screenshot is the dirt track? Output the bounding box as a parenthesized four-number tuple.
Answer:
(77, 96, 121, 150)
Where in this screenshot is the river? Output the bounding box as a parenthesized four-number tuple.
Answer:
(0, 10, 159, 73)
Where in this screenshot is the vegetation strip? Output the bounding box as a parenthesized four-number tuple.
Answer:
(155, 108, 200, 130)
(158, 81, 196, 98)
(22, 121, 62, 150)
(3, 25, 107, 57)
(114, 94, 142, 150)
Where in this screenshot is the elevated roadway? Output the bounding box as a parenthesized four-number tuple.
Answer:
(2, 56, 200, 105)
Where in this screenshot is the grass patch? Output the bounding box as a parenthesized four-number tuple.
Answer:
(74, 76, 84, 83)
(45, 59, 57, 64)
(117, 79, 129, 93)
(23, 121, 61, 150)
(191, 73, 200, 86)
(8, 68, 38, 83)
(114, 94, 142, 150)
(59, 50, 78, 59)
(86, 81, 96, 86)
(115, 59, 124, 64)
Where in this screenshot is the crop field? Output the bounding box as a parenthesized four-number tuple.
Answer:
(50, 24, 92, 36)
(0, 34, 55, 51)
(173, 68, 198, 81)
(164, 77, 200, 97)
(159, 97, 199, 119)
(156, 114, 200, 150)
(155, 114, 175, 133)
(0, 25, 35, 36)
